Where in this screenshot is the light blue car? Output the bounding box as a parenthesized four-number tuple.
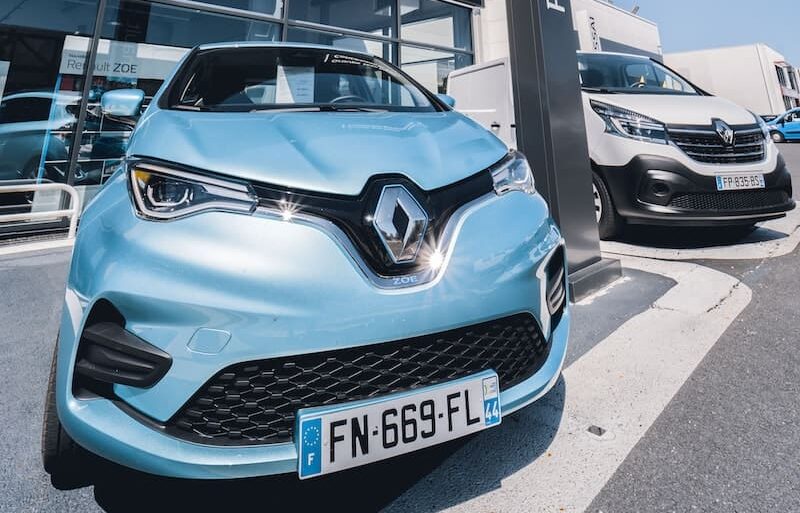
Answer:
(42, 42, 569, 487)
(768, 108, 800, 143)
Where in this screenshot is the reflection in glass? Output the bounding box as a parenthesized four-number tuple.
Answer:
(194, 0, 281, 18)
(65, 0, 285, 190)
(401, 46, 472, 94)
(400, 0, 472, 51)
(288, 0, 393, 37)
(0, 0, 98, 213)
(287, 28, 395, 62)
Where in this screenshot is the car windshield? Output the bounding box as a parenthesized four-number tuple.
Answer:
(166, 46, 437, 113)
(578, 53, 700, 95)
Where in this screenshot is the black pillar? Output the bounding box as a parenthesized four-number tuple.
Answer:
(506, 0, 620, 300)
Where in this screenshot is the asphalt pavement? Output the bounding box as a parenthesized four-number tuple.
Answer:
(588, 144, 800, 513)
(1, 144, 798, 513)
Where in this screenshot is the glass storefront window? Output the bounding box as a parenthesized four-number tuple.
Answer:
(0, 0, 98, 215)
(288, 0, 394, 38)
(67, 0, 283, 193)
(287, 27, 395, 62)
(401, 46, 472, 94)
(400, 0, 472, 52)
(194, 0, 282, 18)
(1, 0, 475, 223)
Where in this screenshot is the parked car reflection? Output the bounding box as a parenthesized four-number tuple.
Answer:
(0, 89, 136, 212)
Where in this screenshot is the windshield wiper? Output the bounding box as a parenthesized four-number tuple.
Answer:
(581, 87, 620, 94)
(250, 106, 323, 113)
(172, 104, 207, 111)
(318, 105, 389, 112)
(248, 105, 388, 113)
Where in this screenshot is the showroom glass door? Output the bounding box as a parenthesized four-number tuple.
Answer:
(0, 0, 99, 220)
(73, 0, 282, 205)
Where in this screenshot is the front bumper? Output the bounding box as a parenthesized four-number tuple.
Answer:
(56, 171, 569, 479)
(595, 154, 795, 226)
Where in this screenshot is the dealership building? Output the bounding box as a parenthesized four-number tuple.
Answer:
(666, 44, 800, 117)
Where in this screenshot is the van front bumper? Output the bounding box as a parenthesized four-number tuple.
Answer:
(595, 154, 795, 226)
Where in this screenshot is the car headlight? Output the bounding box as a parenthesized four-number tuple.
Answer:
(129, 162, 257, 220)
(491, 151, 535, 195)
(591, 100, 668, 145)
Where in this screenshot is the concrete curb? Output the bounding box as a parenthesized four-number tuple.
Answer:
(0, 239, 74, 258)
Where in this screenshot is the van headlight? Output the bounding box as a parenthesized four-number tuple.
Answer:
(754, 113, 771, 140)
(492, 151, 535, 195)
(591, 100, 668, 145)
(129, 162, 257, 220)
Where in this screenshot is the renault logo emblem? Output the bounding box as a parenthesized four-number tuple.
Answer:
(713, 119, 735, 146)
(373, 185, 428, 264)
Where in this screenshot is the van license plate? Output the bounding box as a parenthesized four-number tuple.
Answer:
(297, 371, 501, 479)
(716, 174, 765, 191)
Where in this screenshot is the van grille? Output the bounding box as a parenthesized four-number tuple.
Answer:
(668, 126, 765, 164)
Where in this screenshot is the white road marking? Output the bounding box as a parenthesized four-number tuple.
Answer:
(385, 256, 751, 513)
(0, 238, 74, 257)
(601, 208, 800, 261)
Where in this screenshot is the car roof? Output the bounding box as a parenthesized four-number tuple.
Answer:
(194, 41, 373, 59)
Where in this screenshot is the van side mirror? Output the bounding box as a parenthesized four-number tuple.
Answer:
(101, 89, 145, 118)
(436, 94, 456, 108)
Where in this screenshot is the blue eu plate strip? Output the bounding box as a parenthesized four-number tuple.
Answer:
(299, 417, 322, 478)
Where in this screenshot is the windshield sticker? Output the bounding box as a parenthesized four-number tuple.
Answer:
(326, 53, 380, 70)
(276, 65, 315, 104)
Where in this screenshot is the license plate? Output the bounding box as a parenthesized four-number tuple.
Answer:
(715, 174, 765, 191)
(297, 371, 501, 479)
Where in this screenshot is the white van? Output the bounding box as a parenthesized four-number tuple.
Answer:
(448, 52, 794, 239)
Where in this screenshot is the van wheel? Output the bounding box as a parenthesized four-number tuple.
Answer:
(771, 131, 785, 143)
(42, 341, 93, 490)
(592, 172, 622, 240)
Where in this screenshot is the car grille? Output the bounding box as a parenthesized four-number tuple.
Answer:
(668, 190, 790, 211)
(168, 314, 550, 446)
(668, 126, 765, 164)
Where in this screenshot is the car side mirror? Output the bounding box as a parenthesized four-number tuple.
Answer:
(436, 94, 456, 108)
(101, 89, 145, 118)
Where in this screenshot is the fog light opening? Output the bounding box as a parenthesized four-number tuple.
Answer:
(651, 182, 670, 196)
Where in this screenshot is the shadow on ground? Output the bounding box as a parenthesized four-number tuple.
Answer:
(613, 224, 786, 249)
(87, 379, 565, 513)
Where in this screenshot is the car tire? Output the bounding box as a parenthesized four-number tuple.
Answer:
(41, 341, 93, 490)
(592, 172, 623, 240)
(771, 131, 786, 144)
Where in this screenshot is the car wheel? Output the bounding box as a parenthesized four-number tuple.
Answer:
(592, 172, 622, 240)
(771, 131, 786, 143)
(42, 341, 93, 490)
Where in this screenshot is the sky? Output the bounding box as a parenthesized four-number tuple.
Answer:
(612, 0, 799, 63)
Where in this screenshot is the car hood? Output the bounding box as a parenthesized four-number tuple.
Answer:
(129, 109, 508, 195)
(585, 93, 758, 126)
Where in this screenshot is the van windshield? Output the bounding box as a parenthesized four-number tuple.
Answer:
(578, 53, 700, 95)
(166, 46, 438, 112)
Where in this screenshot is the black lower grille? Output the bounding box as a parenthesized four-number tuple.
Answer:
(168, 314, 549, 445)
(667, 190, 790, 211)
